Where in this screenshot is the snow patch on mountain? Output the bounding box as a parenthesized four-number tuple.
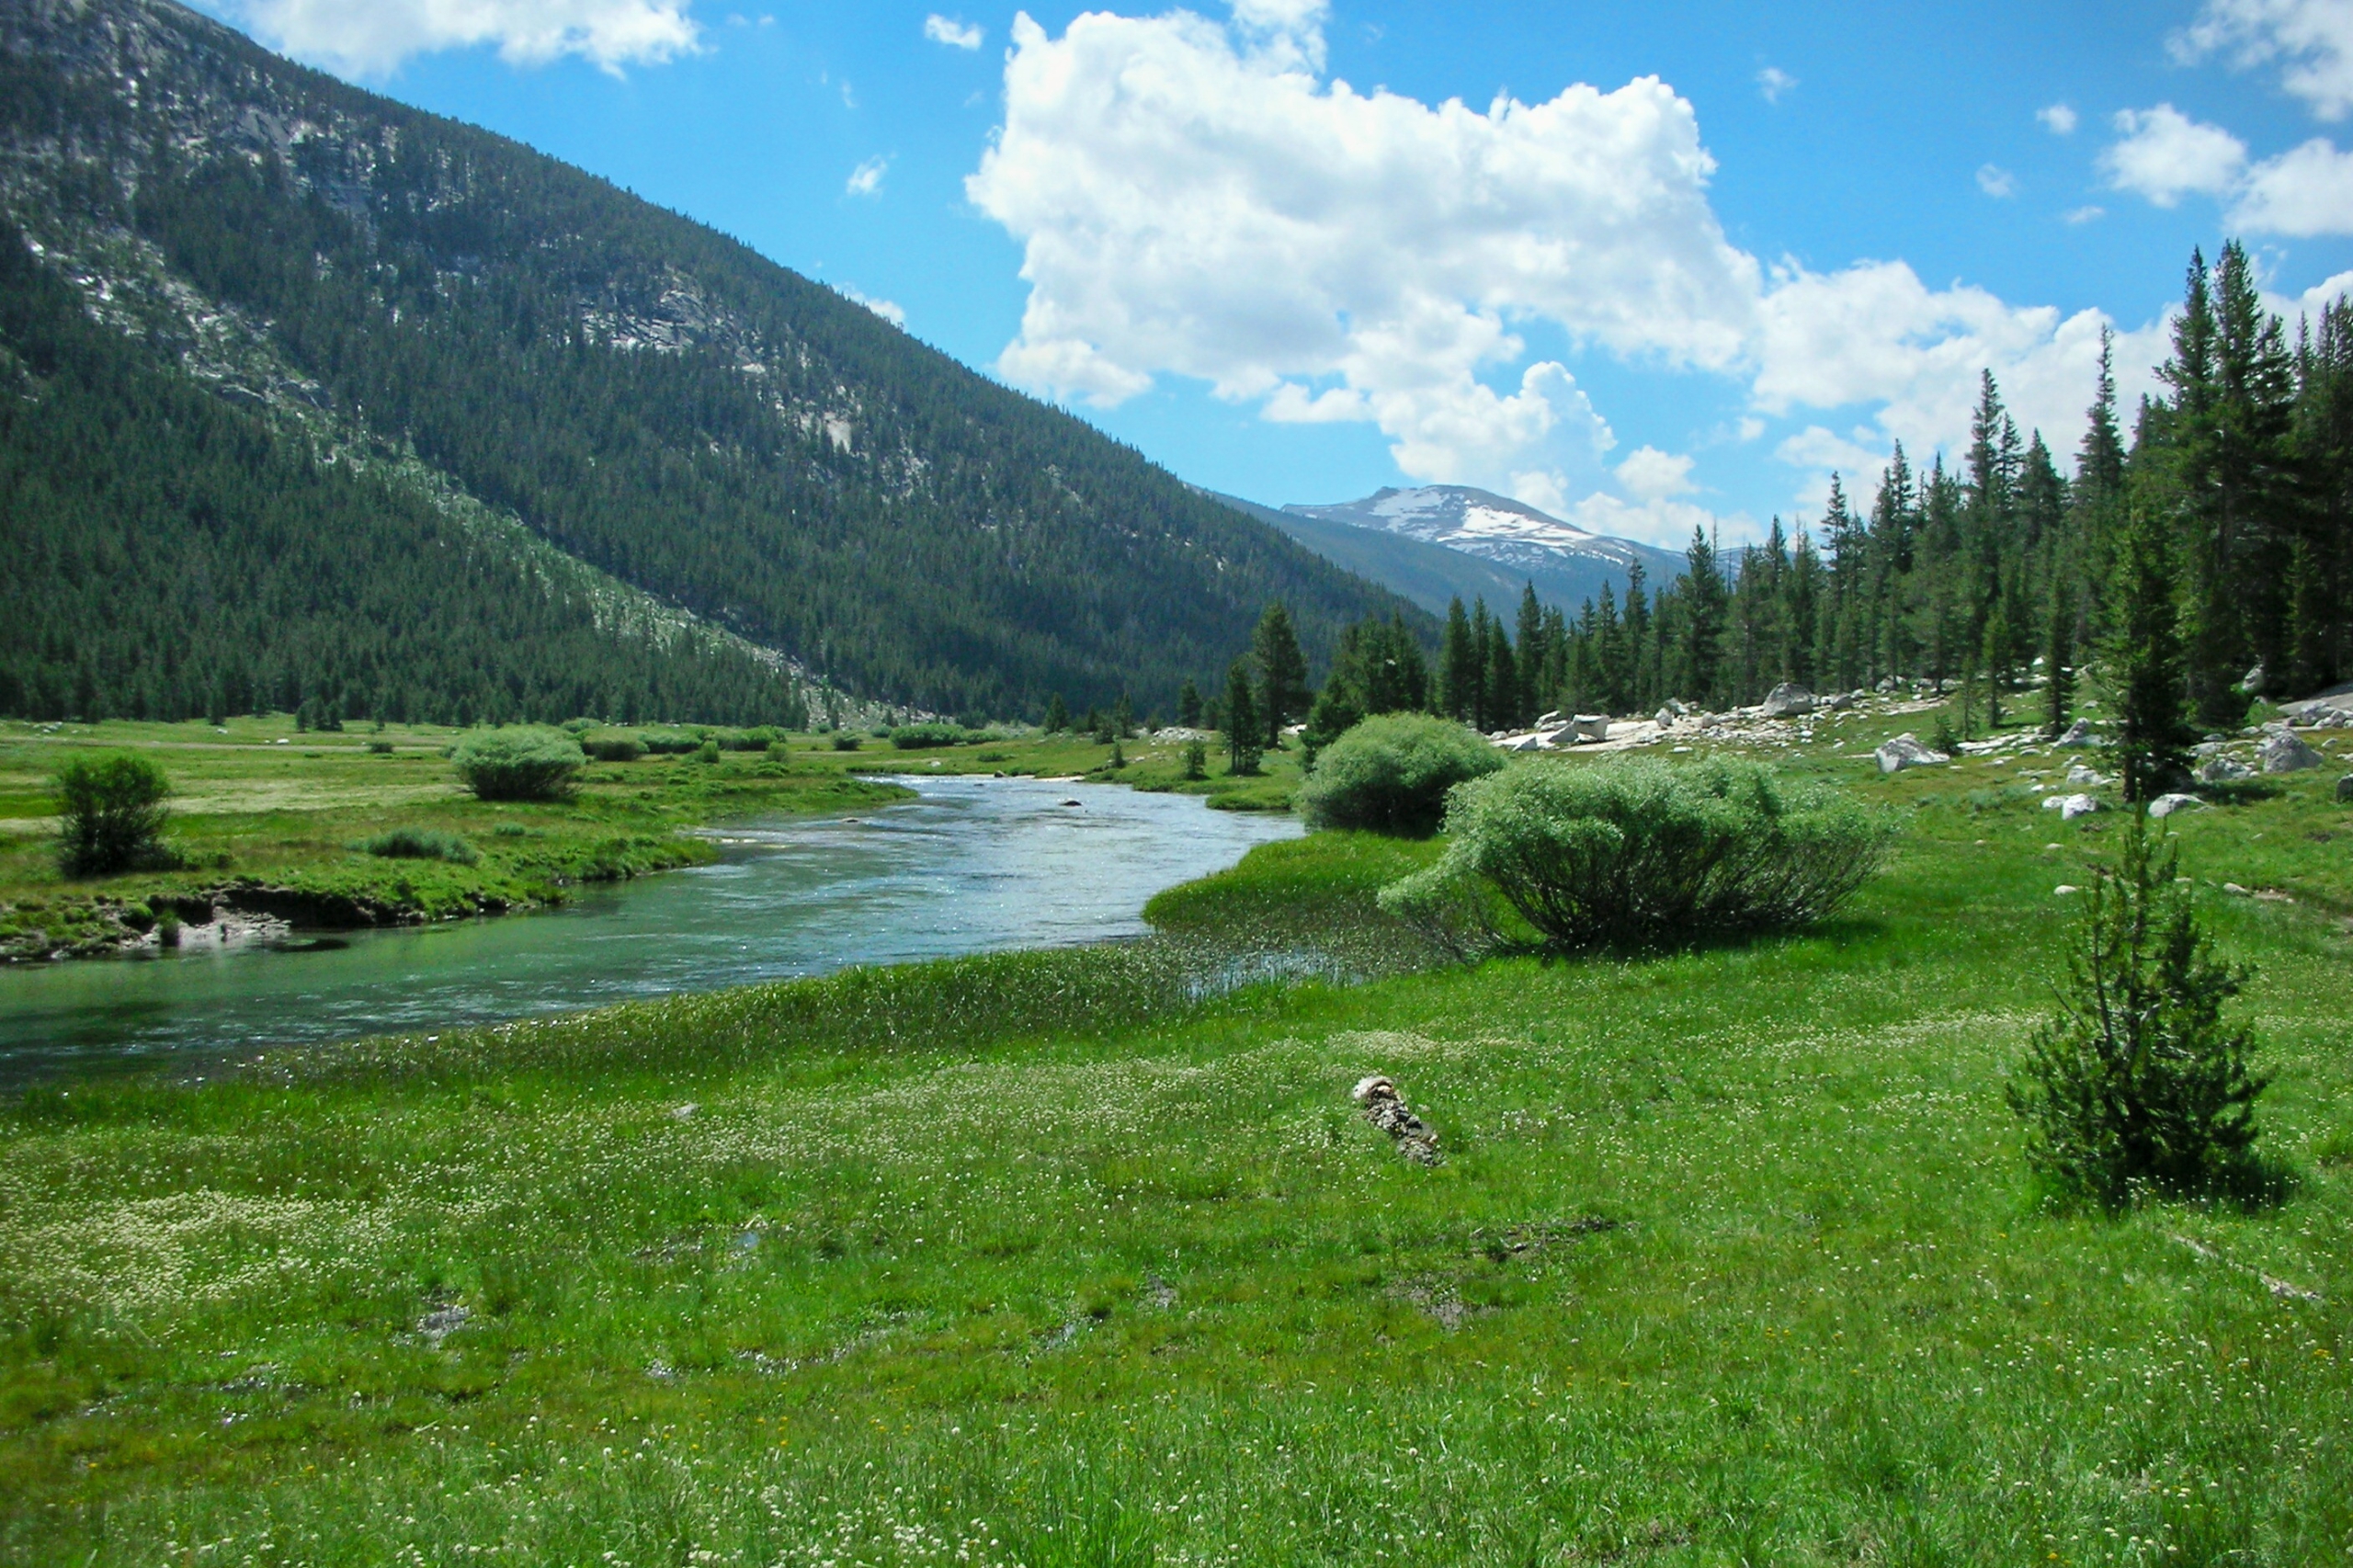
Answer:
(1288, 485, 1667, 581)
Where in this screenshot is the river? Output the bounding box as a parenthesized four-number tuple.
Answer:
(0, 775, 1302, 1084)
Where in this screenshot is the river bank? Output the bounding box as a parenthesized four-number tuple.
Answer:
(0, 719, 1301, 964)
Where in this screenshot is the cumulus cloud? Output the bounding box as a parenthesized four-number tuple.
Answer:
(2038, 103, 2079, 134)
(2231, 136, 2353, 233)
(215, 0, 698, 75)
(2176, 0, 2353, 119)
(835, 285, 906, 326)
(846, 155, 890, 197)
(924, 14, 983, 50)
(2100, 105, 2249, 205)
(1756, 65, 1797, 104)
(1976, 164, 2017, 198)
(970, 3, 2171, 534)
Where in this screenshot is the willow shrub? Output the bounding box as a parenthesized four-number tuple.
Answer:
(451, 728, 586, 801)
(1297, 713, 1504, 837)
(54, 753, 174, 875)
(2006, 814, 2275, 1210)
(1380, 754, 1896, 954)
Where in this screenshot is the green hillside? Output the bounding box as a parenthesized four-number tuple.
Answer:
(0, 0, 1422, 726)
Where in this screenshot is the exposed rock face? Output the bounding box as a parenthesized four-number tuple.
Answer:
(2262, 732, 2324, 773)
(1761, 683, 1814, 718)
(1875, 733, 1950, 774)
(1352, 1075, 1439, 1165)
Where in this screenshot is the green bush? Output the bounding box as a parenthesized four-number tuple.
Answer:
(1297, 714, 1504, 837)
(638, 733, 704, 756)
(723, 726, 781, 752)
(584, 736, 645, 763)
(2006, 815, 2275, 1210)
(892, 722, 964, 750)
(361, 826, 480, 865)
(831, 733, 863, 752)
(696, 739, 722, 764)
(450, 728, 586, 801)
(366, 738, 395, 755)
(1380, 755, 1895, 953)
(53, 753, 175, 876)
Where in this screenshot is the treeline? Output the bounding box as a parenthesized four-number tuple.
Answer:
(0, 224, 808, 729)
(1329, 242, 2351, 735)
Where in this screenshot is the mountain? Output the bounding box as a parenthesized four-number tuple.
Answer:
(1206, 491, 1542, 621)
(1281, 486, 1687, 613)
(0, 0, 1421, 728)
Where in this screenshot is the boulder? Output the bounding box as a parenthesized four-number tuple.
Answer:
(2149, 792, 2204, 819)
(1573, 714, 1610, 743)
(2041, 792, 2101, 820)
(1825, 691, 1856, 710)
(2261, 731, 2324, 773)
(1535, 710, 1563, 729)
(1500, 733, 1548, 754)
(2339, 774, 2353, 802)
(2055, 718, 2098, 747)
(2242, 662, 2270, 697)
(1761, 682, 1815, 718)
(1875, 733, 1950, 774)
(2197, 756, 2254, 784)
(2065, 764, 2108, 787)
(1353, 1075, 1440, 1165)
(1654, 707, 1677, 728)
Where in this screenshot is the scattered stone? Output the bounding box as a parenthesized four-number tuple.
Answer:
(1353, 1074, 1440, 1165)
(417, 1304, 471, 1348)
(2040, 792, 2101, 819)
(1875, 733, 1950, 774)
(2056, 718, 2098, 747)
(2223, 882, 2252, 896)
(670, 1102, 699, 1120)
(1573, 714, 1610, 743)
(2242, 661, 2270, 696)
(2197, 756, 2255, 784)
(1825, 691, 1856, 710)
(2065, 764, 2108, 787)
(2255, 889, 2296, 904)
(2295, 701, 2353, 729)
(2262, 731, 2324, 773)
(2338, 775, 2353, 803)
(2054, 884, 2080, 896)
(1761, 682, 1815, 718)
(2149, 792, 2204, 819)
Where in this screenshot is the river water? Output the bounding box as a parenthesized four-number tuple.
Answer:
(0, 776, 1302, 1084)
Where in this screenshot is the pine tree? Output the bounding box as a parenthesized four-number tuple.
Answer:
(1223, 660, 1261, 776)
(2110, 506, 2198, 803)
(1176, 678, 1202, 729)
(1250, 602, 1311, 747)
(1438, 597, 1476, 721)
(1043, 691, 1069, 733)
(2044, 573, 2075, 738)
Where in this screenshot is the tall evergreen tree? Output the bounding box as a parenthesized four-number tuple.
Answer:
(2110, 506, 2199, 803)
(1222, 660, 1261, 776)
(1250, 602, 1312, 747)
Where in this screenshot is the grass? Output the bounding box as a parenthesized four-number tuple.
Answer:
(0, 699, 2349, 1562)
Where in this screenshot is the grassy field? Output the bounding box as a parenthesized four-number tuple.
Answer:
(0, 719, 1300, 962)
(1, 708, 2350, 1564)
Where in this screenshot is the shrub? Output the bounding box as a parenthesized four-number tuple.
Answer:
(1297, 714, 1504, 837)
(366, 738, 395, 755)
(892, 722, 964, 750)
(696, 739, 722, 764)
(362, 826, 481, 865)
(1380, 755, 1895, 953)
(584, 736, 645, 763)
(831, 733, 863, 752)
(54, 753, 174, 875)
(639, 733, 704, 756)
(722, 726, 780, 752)
(450, 728, 586, 801)
(2006, 814, 2275, 1210)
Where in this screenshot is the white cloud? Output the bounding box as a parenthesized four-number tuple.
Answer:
(2100, 105, 2249, 206)
(835, 286, 907, 326)
(846, 155, 890, 197)
(1756, 66, 1797, 103)
(924, 14, 983, 50)
(1567, 493, 1740, 551)
(2063, 204, 2106, 224)
(2037, 103, 2079, 135)
(2231, 136, 2353, 233)
(2176, 0, 2353, 120)
(216, 0, 698, 75)
(970, 5, 2173, 538)
(1615, 446, 1697, 501)
(1976, 164, 2017, 198)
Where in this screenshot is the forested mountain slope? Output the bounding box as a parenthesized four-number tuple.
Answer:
(0, 0, 1418, 725)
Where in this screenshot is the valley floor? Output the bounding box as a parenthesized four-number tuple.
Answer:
(1, 714, 2349, 1564)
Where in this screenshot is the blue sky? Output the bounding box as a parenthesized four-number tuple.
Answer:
(196, 0, 2353, 545)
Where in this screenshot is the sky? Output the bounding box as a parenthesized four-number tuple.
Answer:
(189, 0, 2353, 547)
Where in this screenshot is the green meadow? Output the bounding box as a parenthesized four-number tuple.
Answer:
(1, 710, 2349, 1564)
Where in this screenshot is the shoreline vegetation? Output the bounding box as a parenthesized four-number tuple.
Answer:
(1, 691, 2348, 1562)
(0, 718, 1299, 965)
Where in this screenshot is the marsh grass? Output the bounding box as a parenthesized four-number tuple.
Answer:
(2, 722, 2350, 1564)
